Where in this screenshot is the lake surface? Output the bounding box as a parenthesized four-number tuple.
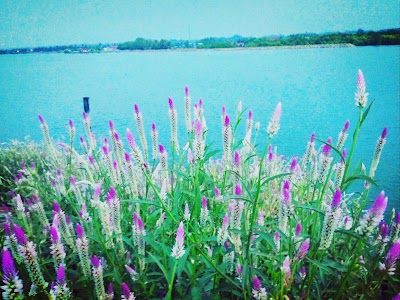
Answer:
(0, 47, 399, 211)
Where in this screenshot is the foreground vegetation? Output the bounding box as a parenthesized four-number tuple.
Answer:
(1, 70, 399, 299)
(1, 28, 399, 54)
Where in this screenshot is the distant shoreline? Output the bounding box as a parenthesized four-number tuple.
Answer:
(2, 43, 360, 55)
(119, 43, 356, 53)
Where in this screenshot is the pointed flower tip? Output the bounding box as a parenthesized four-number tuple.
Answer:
(76, 223, 84, 238)
(235, 184, 242, 196)
(224, 115, 230, 127)
(124, 152, 130, 162)
(38, 115, 44, 124)
(310, 132, 315, 143)
(381, 127, 388, 139)
(252, 275, 262, 291)
(53, 201, 61, 213)
(121, 282, 131, 298)
(14, 225, 27, 245)
(394, 212, 400, 224)
(69, 119, 74, 127)
(168, 97, 174, 109)
(248, 110, 253, 119)
(343, 120, 350, 132)
(152, 122, 156, 131)
(2, 247, 16, 277)
(109, 120, 114, 130)
(134, 104, 139, 114)
(50, 226, 59, 242)
(91, 256, 100, 268)
(222, 106, 226, 114)
(332, 189, 341, 208)
(159, 144, 165, 153)
(108, 186, 116, 199)
(185, 86, 189, 96)
(82, 111, 88, 119)
(342, 149, 347, 159)
(201, 196, 207, 208)
(108, 283, 114, 294)
(57, 264, 66, 284)
(357, 69, 365, 84)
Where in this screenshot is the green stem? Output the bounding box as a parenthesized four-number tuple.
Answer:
(166, 260, 178, 300)
(334, 240, 362, 299)
(342, 108, 363, 187)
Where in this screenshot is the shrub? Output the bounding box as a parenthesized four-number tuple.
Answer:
(1, 70, 399, 299)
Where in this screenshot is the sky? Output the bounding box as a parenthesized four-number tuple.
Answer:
(0, 0, 399, 48)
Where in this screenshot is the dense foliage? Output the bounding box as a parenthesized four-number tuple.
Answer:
(1, 71, 399, 299)
(1, 28, 399, 54)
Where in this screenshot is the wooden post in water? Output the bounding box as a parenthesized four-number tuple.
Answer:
(83, 97, 90, 114)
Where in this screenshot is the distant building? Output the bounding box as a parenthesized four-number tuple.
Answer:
(103, 46, 118, 52)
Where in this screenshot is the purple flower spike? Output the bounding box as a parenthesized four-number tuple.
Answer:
(235, 184, 242, 196)
(379, 221, 389, 238)
(2, 247, 17, 278)
(385, 240, 400, 269)
(109, 120, 114, 130)
(91, 256, 100, 268)
(202, 196, 207, 209)
(310, 132, 315, 143)
(168, 97, 174, 109)
(159, 144, 165, 153)
(57, 264, 66, 285)
(121, 282, 131, 298)
(50, 227, 59, 243)
(370, 191, 388, 216)
(283, 181, 290, 191)
(76, 223, 84, 239)
(152, 123, 156, 132)
(134, 104, 140, 114)
(21, 162, 26, 169)
(83, 111, 88, 119)
(185, 86, 189, 96)
(331, 189, 341, 208)
(31, 162, 35, 169)
(32, 195, 39, 203)
(70, 176, 76, 185)
(252, 275, 262, 291)
(125, 152, 131, 162)
(224, 115, 230, 127)
(394, 212, 400, 224)
(322, 138, 332, 156)
(14, 225, 27, 245)
(290, 158, 297, 171)
(133, 212, 139, 226)
(38, 115, 45, 124)
(248, 110, 253, 119)
(234, 151, 241, 167)
(343, 120, 350, 132)
(102, 145, 109, 155)
(108, 283, 113, 294)
(214, 187, 221, 197)
(195, 120, 202, 140)
(108, 187, 116, 199)
(69, 119, 74, 129)
(137, 218, 144, 231)
(3, 223, 12, 235)
(295, 222, 302, 236)
(114, 132, 120, 141)
(342, 149, 347, 159)
(381, 127, 388, 139)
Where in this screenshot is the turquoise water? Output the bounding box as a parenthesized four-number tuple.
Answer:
(0, 47, 399, 210)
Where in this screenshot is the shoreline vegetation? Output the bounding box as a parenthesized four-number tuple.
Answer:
(1, 70, 400, 299)
(1, 28, 398, 55)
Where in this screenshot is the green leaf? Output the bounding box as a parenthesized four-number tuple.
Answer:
(360, 100, 375, 126)
(148, 252, 169, 282)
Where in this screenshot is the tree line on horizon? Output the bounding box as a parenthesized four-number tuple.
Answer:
(1, 28, 399, 54)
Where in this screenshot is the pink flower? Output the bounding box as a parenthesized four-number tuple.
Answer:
(171, 222, 185, 259)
